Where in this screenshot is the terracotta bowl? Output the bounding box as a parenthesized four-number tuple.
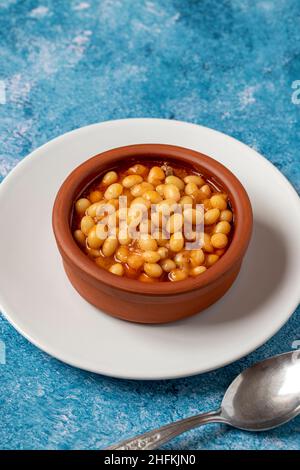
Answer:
(52, 144, 253, 324)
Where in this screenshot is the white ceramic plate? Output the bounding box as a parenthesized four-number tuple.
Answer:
(0, 119, 299, 380)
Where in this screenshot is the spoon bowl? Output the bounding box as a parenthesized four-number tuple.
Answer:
(221, 351, 300, 431)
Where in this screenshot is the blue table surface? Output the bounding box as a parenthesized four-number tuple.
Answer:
(0, 0, 300, 450)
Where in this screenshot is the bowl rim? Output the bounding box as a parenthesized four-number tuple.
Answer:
(52, 143, 253, 295)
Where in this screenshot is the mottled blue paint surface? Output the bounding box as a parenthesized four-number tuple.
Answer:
(0, 0, 300, 450)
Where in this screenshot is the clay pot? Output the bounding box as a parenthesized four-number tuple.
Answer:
(52, 144, 253, 323)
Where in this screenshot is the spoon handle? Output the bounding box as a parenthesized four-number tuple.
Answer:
(106, 409, 225, 450)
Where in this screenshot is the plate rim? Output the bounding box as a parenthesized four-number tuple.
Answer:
(0, 118, 299, 380)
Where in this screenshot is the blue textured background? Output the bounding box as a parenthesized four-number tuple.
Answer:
(0, 0, 300, 450)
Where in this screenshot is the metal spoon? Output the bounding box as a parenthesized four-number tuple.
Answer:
(107, 351, 300, 450)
